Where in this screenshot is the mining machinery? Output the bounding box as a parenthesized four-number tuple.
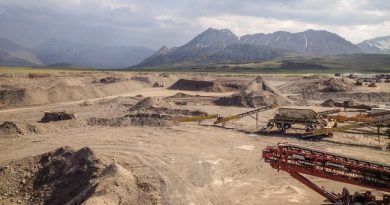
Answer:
(213, 104, 277, 125)
(303, 118, 390, 138)
(174, 114, 220, 123)
(262, 143, 390, 205)
(261, 108, 337, 134)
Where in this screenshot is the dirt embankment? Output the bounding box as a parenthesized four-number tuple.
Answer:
(278, 75, 390, 103)
(215, 76, 292, 108)
(169, 79, 243, 92)
(0, 147, 168, 205)
(278, 75, 355, 94)
(0, 73, 179, 109)
(0, 87, 26, 105)
(0, 121, 39, 137)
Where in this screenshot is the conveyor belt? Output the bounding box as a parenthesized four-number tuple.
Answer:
(213, 105, 276, 125)
(262, 143, 390, 193)
(303, 118, 390, 137)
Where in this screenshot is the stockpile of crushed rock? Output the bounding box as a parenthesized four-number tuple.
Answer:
(0, 121, 39, 137)
(0, 147, 168, 205)
(0, 121, 22, 136)
(88, 97, 207, 127)
(215, 76, 291, 108)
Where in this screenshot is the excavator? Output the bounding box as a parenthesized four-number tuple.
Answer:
(262, 143, 390, 205)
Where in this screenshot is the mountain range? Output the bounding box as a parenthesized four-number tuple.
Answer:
(0, 38, 154, 68)
(357, 36, 390, 54)
(137, 28, 375, 68)
(0, 38, 42, 66)
(0, 28, 389, 69)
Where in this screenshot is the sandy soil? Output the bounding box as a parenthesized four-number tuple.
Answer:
(0, 72, 389, 205)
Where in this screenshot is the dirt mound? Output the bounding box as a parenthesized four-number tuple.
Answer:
(321, 77, 354, 92)
(215, 77, 291, 108)
(89, 108, 206, 127)
(321, 99, 336, 107)
(0, 147, 168, 205)
(93, 77, 121, 84)
(129, 97, 171, 111)
(84, 161, 168, 205)
(169, 92, 197, 98)
(89, 96, 207, 127)
(169, 79, 241, 92)
(0, 87, 26, 105)
(279, 75, 354, 94)
(0, 121, 22, 136)
(131, 76, 151, 84)
(0, 147, 100, 205)
(0, 121, 39, 136)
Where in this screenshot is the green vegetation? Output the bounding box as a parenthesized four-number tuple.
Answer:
(0, 66, 96, 74)
(131, 54, 390, 74)
(1, 53, 389, 74)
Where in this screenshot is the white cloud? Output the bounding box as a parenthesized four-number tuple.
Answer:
(0, 0, 389, 47)
(198, 15, 390, 43)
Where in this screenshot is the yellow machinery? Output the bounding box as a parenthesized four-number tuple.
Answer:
(323, 110, 390, 123)
(317, 109, 341, 115)
(213, 105, 277, 125)
(303, 118, 390, 138)
(174, 114, 220, 123)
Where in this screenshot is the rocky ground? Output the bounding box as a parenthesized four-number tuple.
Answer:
(0, 71, 389, 205)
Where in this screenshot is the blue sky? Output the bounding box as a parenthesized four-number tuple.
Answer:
(0, 0, 389, 48)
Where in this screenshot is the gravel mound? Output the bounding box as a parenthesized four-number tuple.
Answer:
(130, 76, 152, 84)
(94, 77, 121, 84)
(0, 147, 100, 205)
(169, 92, 198, 98)
(129, 97, 171, 111)
(215, 76, 291, 108)
(321, 99, 336, 107)
(89, 97, 207, 127)
(0, 147, 169, 205)
(0, 121, 22, 136)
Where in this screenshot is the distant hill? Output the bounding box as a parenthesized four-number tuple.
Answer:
(357, 36, 390, 54)
(32, 39, 155, 68)
(0, 38, 42, 66)
(137, 28, 363, 68)
(137, 28, 283, 67)
(241, 29, 361, 55)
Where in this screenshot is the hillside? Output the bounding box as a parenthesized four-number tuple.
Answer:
(137, 28, 284, 67)
(0, 38, 42, 66)
(358, 36, 390, 54)
(136, 28, 364, 68)
(241, 29, 361, 55)
(32, 40, 155, 68)
(134, 54, 390, 73)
